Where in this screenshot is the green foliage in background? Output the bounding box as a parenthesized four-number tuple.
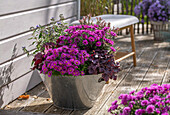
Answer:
(81, 0, 113, 16)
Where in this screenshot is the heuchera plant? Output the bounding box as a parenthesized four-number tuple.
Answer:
(88, 50, 120, 82)
(108, 84, 170, 115)
(134, 0, 170, 22)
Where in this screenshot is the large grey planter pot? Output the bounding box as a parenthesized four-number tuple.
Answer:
(41, 74, 105, 110)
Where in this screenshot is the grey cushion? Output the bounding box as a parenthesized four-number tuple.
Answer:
(70, 14, 139, 29)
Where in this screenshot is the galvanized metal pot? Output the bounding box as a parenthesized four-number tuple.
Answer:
(41, 74, 105, 110)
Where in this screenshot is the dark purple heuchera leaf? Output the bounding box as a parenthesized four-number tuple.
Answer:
(32, 52, 44, 70)
(88, 49, 120, 82)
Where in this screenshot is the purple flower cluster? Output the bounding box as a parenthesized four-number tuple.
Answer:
(108, 84, 170, 115)
(41, 45, 89, 77)
(32, 17, 119, 81)
(59, 25, 117, 52)
(134, 0, 170, 22)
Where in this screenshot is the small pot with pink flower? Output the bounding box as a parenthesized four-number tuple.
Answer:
(26, 14, 120, 110)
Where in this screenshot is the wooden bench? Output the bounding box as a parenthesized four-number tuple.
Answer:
(70, 14, 139, 66)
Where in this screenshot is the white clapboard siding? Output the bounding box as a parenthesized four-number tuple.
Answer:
(0, 1, 77, 40)
(0, 0, 75, 15)
(0, 16, 77, 64)
(0, 53, 33, 88)
(0, 32, 34, 64)
(0, 70, 42, 108)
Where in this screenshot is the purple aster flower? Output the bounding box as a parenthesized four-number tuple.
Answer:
(88, 36, 95, 42)
(146, 105, 155, 114)
(42, 67, 48, 74)
(68, 67, 74, 74)
(68, 39, 73, 43)
(48, 71, 52, 77)
(74, 60, 80, 65)
(72, 71, 77, 76)
(70, 58, 74, 63)
(82, 40, 88, 45)
(75, 70, 80, 76)
(57, 66, 62, 72)
(110, 47, 116, 52)
(59, 35, 66, 40)
(58, 61, 63, 65)
(83, 25, 88, 29)
(80, 71, 85, 75)
(61, 71, 66, 75)
(64, 60, 69, 64)
(68, 48, 75, 54)
(74, 48, 79, 55)
(135, 109, 143, 115)
(123, 107, 131, 114)
(109, 40, 114, 45)
(81, 50, 87, 55)
(110, 31, 117, 36)
(74, 37, 81, 43)
(141, 100, 149, 106)
(50, 64, 55, 69)
(155, 108, 160, 114)
(71, 44, 77, 48)
(112, 100, 118, 105)
(56, 47, 63, 52)
(108, 105, 118, 112)
(82, 34, 88, 39)
(129, 90, 135, 94)
(80, 58, 85, 65)
(54, 65, 59, 71)
(150, 98, 156, 105)
(47, 63, 51, 68)
(96, 41, 102, 47)
(61, 53, 67, 58)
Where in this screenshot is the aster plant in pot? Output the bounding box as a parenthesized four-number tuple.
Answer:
(26, 14, 120, 110)
(134, 0, 170, 40)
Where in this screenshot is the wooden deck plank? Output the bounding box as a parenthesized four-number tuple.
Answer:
(44, 106, 64, 114)
(20, 90, 52, 113)
(0, 109, 54, 115)
(162, 46, 170, 84)
(162, 61, 170, 84)
(60, 110, 73, 115)
(3, 82, 46, 111)
(70, 110, 88, 115)
(137, 46, 170, 91)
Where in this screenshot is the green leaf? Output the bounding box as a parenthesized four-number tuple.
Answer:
(39, 32, 42, 38)
(31, 60, 34, 66)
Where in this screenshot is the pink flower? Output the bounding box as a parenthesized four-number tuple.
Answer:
(110, 47, 116, 52)
(96, 41, 102, 47)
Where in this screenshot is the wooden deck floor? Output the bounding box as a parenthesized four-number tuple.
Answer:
(2, 34, 170, 115)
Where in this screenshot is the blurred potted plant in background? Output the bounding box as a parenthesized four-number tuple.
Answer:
(134, 0, 170, 40)
(25, 14, 120, 110)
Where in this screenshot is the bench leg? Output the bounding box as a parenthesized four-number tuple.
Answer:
(130, 25, 137, 66)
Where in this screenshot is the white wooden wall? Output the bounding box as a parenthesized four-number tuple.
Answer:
(0, 0, 78, 108)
